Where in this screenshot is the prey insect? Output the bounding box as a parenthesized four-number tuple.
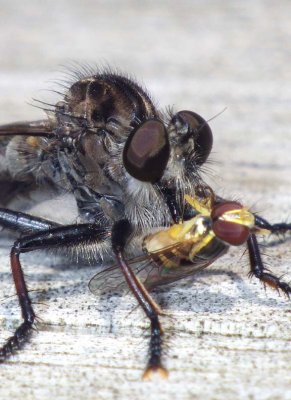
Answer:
(0, 67, 290, 378)
(89, 186, 291, 379)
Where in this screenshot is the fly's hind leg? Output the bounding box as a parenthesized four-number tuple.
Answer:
(247, 234, 290, 297)
(0, 223, 109, 362)
(111, 219, 168, 380)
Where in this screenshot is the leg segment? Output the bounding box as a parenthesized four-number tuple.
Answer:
(0, 223, 109, 361)
(0, 119, 53, 137)
(0, 208, 59, 233)
(247, 234, 290, 297)
(111, 220, 168, 380)
(255, 215, 291, 234)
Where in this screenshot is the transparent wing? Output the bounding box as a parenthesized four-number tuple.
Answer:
(89, 264, 125, 296)
(89, 258, 156, 296)
(89, 245, 217, 296)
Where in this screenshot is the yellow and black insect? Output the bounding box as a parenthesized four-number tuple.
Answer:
(90, 189, 290, 379)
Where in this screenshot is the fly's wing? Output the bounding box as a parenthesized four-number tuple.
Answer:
(89, 258, 156, 296)
(143, 250, 219, 290)
(0, 120, 66, 208)
(0, 120, 54, 182)
(0, 120, 53, 203)
(89, 244, 217, 296)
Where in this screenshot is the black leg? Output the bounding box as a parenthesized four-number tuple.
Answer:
(255, 215, 291, 234)
(247, 234, 290, 297)
(111, 220, 168, 380)
(0, 208, 59, 233)
(0, 223, 109, 362)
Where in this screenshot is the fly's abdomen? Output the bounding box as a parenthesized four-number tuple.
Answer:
(189, 237, 228, 263)
(148, 236, 228, 270)
(148, 241, 194, 269)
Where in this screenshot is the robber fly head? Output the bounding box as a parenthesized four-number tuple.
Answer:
(123, 109, 213, 183)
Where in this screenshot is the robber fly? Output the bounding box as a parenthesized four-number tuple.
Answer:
(0, 67, 290, 379)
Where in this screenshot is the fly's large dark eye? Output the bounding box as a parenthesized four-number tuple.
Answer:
(123, 119, 170, 183)
(176, 110, 213, 165)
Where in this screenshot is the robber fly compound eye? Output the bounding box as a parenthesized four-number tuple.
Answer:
(172, 110, 213, 165)
(123, 119, 170, 183)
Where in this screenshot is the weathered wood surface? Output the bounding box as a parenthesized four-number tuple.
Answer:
(0, 1, 290, 399)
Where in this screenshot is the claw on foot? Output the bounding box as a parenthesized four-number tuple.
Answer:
(142, 365, 169, 381)
(259, 273, 291, 298)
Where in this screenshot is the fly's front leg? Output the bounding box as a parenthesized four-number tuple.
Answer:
(111, 220, 168, 380)
(0, 208, 59, 233)
(255, 215, 291, 235)
(247, 234, 290, 297)
(0, 223, 109, 362)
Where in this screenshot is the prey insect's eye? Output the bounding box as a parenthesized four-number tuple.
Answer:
(123, 119, 170, 183)
(174, 110, 213, 165)
(211, 201, 250, 246)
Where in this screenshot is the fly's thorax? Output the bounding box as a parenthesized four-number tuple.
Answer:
(63, 74, 158, 133)
(78, 133, 123, 195)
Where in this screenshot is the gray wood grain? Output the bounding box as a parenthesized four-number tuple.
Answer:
(0, 1, 290, 399)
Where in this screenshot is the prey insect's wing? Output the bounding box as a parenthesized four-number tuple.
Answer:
(89, 258, 158, 296)
(89, 243, 217, 295)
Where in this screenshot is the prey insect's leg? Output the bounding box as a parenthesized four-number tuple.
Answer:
(0, 223, 109, 362)
(0, 208, 59, 233)
(247, 234, 290, 297)
(255, 215, 291, 234)
(111, 220, 168, 380)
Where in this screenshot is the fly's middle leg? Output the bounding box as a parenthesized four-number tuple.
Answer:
(0, 208, 59, 233)
(111, 219, 168, 380)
